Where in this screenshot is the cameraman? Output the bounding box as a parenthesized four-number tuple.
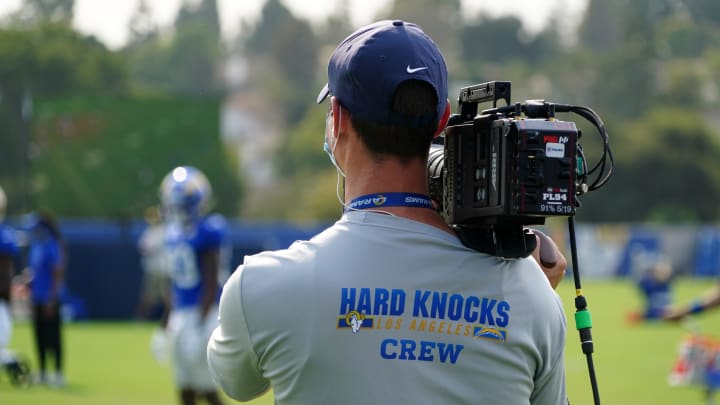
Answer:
(208, 20, 567, 404)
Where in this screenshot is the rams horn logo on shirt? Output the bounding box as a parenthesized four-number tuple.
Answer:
(372, 195, 387, 206)
(345, 310, 365, 334)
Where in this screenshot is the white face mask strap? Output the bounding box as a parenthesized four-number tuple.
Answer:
(327, 105, 346, 177)
(334, 168, 346, 208)
(328, 106, 393, 216)
(334, 171, 394, 217)
(332, 107, 347, 208)
(331, 107, 342, 154)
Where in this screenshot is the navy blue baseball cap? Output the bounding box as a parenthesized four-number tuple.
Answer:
(316, 20, 448, 127)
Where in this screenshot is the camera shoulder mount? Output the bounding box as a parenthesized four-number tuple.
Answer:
(454, 224, 536, 259)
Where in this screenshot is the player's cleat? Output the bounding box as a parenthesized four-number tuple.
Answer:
(49, 372, 65, 388)
(4, 358, 32, 388)
(0, 350, 32, 388)
(33, 371, 48, 385)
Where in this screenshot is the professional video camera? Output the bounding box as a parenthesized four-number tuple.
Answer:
(428, 81, 613, 258)
(429, 81, 613, 405)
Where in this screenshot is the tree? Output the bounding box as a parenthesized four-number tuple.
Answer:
(0, 23, 126, 97)
(382, 0, 461, 59)
(170, 0, 223, 95)
(578, 108, 720, 222)
(460, 15, 528, 64)
(0, 23, 127, 215)
(317, 2, 353, 49)
(166, 21, 223, 95)
(573, 1, 661, 119)
(243, 0, 293, 56)
(239, 0, 318, 124)
(10, 0, 74, 26)
(578, 0, 622, 53)
(685, 0, 720, 24)
(127, 0, 157, 46)
(275, 103, 328, 178)
(124, 0, 223, 96)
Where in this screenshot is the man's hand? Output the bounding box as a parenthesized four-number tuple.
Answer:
(530, 230, 567, 289)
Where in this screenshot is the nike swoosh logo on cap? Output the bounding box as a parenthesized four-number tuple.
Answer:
(406, 65, 428, 74)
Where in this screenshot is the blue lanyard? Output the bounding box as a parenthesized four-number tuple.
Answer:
(346, 192, 433, 211)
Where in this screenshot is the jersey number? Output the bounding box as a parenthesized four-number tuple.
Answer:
(167, 243, 199, 289)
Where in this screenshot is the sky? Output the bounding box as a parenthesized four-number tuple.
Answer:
(0, 0, 588, 50)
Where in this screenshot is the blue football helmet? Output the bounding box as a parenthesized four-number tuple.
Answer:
(159, 166, 212, 224)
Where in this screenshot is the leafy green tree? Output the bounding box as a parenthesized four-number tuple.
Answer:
(458, 14, 562, 68)
(127, 0, 157, 46)
(0, 24, 126, 96)
(0, 23, 126, 215)
(9, 0, 74, 26)
(275, 104, 328, 178)
(578, 0, 622, 53)
(27, 96, 242, 218)
(316, 2, 353, 49)
(166, 21, 223, 95)
(382, 0, 461, 66)
(243, 0, 293, 56)
(685, 0, 720, 24)
(460, 15, 526, 64)
(239, 0, 318, 124)
(125, 0, 223, 96)
(573, 1, 660, 119)
(168, 0, 223, 95)
(176, 0, 221, 39)
(578, 108, 720, 222)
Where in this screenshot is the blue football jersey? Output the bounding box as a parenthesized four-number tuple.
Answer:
(165, 214, 229, 309)
(638, 275, 672, 319)
(28, 236, 62, 304)
(0, 223, 18, 257)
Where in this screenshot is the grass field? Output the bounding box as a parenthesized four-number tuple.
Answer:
(2, 278, 720, 404)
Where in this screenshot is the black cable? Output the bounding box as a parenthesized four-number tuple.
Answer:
(568, 106, 614, 192)
(568, 216, 601, 405)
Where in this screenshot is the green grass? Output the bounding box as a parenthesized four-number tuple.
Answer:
(1, 322, 274, 404)
(559, 278, 720, 405)
(3, 278, 719, 404)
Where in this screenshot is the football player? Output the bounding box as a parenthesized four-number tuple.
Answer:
(159, 166, 228, 405)
(135, 205, 170, 321)
(25, 212, 66, 387)
(0, 186, 31, 388)
(0, 185, 19, 362)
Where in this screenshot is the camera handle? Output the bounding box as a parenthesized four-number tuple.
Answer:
(568, 216, 601, 405)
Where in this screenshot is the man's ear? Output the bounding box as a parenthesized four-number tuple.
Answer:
(331, 96, 345, 138)
(434, 100, 451, 138)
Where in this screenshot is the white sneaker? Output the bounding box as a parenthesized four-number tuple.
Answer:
(50, 372, 65, 388)
(34, 372, 48, 385)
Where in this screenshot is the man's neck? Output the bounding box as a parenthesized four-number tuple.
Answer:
(343, 158, 456, 236)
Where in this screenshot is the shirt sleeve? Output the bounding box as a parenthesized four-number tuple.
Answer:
(200, 214, 227, 250)
(0, 226, 18, 257)
(530, 293, 568, 405)
(530, 349, 567, 405)
(207, 264, 270, 401)
(49, 240, 62, 270)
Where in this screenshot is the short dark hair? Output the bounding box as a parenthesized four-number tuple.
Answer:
(350, 80, 438, 163)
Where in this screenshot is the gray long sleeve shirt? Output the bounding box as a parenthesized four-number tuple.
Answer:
(208, 211, 567, 404)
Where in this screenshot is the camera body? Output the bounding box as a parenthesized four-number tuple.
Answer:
(429, 81, 579, 229)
